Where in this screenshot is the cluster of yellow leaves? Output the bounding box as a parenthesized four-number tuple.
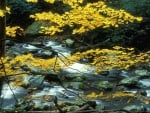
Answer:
(29, 0, 143, 35)
(0, 54, 61, 77)
(26, 0, 38, 3)
(0, 7, 11, 17)
(26, 0, 84, 5)
(26, 0, 56, 4)
(86, 91, 136, 99)
(86, 91, 150, 104)
(0, 53, 63, 86)
(44, 0, 55, 4)
(6, 26, 24, 37)
(67, 46, 150, 73)
(0, 10, 4, 17)
(43, 0, 83, 6)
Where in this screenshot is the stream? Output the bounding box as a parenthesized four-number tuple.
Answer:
(0, 39, 150, 112)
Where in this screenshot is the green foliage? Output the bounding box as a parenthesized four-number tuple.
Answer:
(7, 0, 39, 27)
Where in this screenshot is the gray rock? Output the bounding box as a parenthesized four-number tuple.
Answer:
(22, 74, 44, 88)
(29, 75, 44, 88)
(123, 105, 146, 112)
(135, 69, 149, 77)
(119, 77, 138, 86)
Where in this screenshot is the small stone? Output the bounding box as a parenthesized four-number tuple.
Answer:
(34, 49, 54, 58)
(72, 77, 84, 82)
(30, 41, 44, 47)
(97, 81, 113, 90)
(33, 101, 50, 110)
(65, 38, 74, 47)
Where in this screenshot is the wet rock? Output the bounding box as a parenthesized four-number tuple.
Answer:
(65, 38, 74, 47)
(6, 46, 28, 57)
(108, 68, 121, 77)
(15, 98, 34, 111)
(21, 44, 41, 54)
(21, 76, 31, 87)
(6, 40, 15, 46)
(95, 100, 105, 111)
(137, 89, 147, 96)
(72, 76, 84, 82)
(63, 100, 87, 106)
(33, 101, 52, 110)
(134, 69, 150, 77)
(29, 41, 44, 47)
(34, 49, 54, 58)
(22, 44, 41, 50)
(99, 71, 109, 76)
(61, 71, 85, 80)
(21, 74, 45, 88)
(119, 77, 139, 86)
(29, 75, 44, 88)
(79, 58, 90, 64)
(65, 82, 84, 90)
(138, 78, 150, 88)
(62, 105, 80, 112)
(30, 94, 56, 110)
(123, 105, 147, 113)
(51, 44, 71, 55)
(43, 40, 59, 47)
(0, 109, 26, 113)
(57, 88, 81, 99)
(146, 90, 150, 97)
(32, 85, 82, 100)
(0, 84, 28, 109)
(120, 70, 129, 78)
(27, 66, 42, 74)
(97, 81, 113, 90)
(145, 104, 150, 112)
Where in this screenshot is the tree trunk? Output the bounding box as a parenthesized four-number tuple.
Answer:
(0, 0, 6, 57)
